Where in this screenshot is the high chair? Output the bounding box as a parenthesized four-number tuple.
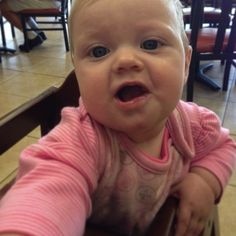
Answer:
(0, 71, 220, 236)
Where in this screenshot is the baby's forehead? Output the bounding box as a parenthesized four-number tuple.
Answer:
(72, 0, 180, 21)
(72, 0, 98, 11)
(69, 0, 187, 48)
(73, 0, 179, 13)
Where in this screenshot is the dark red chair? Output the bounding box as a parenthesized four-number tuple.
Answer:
(185, 0, 236, 101)
(19, 0, 69, 52)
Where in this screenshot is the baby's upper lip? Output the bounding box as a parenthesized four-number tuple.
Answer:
(114, 81, 150, 102)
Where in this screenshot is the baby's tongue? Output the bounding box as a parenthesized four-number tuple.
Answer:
(119, 85, 146, 102)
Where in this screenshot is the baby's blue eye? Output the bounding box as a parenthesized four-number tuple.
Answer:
(90, 46, 110, 58)
(141, 39, 159, 50)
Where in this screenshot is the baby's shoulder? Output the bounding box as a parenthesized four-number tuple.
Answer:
(177, 100, 220, 124)
(175, 101, 223, 140)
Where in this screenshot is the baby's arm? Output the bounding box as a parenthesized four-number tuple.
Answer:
(0, 107, 102, 236)
(171, 103, 236, 236)
(191, 167, 221, 201)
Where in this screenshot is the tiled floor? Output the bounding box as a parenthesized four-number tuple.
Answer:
(0, 22, 236, 235)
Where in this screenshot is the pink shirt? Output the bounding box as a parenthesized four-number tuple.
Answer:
(0, 100, 235, 236)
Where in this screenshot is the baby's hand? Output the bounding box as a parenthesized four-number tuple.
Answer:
(171, 172, 215, 236)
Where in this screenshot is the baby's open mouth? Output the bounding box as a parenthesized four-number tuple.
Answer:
(116, 84, 149, 102)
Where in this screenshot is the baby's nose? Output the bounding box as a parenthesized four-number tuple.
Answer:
(112, 48, 144, 73)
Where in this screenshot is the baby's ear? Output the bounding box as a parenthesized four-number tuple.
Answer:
(184, 45, 192, 83)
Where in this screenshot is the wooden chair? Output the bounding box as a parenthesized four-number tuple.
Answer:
(19, 0, 69, 52)
(0, 71, 220, 236)
(186, 0, 236, 101)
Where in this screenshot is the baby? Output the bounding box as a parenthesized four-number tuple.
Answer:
(0, 0, 235, 236)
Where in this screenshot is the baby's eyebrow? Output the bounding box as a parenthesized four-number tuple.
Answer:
(79, 29, 99, 37)
(78, 25, 111, 38)
(76, 19, 178, 46)
(76, 32, 99, 44)
(77, 28, 116, 46)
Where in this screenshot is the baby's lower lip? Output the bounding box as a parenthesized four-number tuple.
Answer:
(115, 94, 149, 110)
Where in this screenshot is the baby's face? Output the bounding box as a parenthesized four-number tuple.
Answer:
(71, 0, 191, 142)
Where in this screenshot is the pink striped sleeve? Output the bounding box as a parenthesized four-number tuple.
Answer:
(0, 106, 105, 236)
(189, 105, 236, 190)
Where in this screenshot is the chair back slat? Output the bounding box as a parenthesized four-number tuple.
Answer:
(61, 0, 68, 14)
(189, 0, 204, 52)
(213, 0, 232, 53)
(225, 12, 236, 54)
(189, 0, 235, 56)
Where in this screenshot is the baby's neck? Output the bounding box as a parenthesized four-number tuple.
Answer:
(131, 128, 165, 158)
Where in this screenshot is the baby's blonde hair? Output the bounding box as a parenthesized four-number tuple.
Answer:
(69, 0, 189, 53)
(171, 0, 189, 48)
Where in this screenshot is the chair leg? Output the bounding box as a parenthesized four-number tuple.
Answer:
(232, 60, 236, 86)
(62, 17, 69, 51)
(222, 59, 232, 91)
(232, 60, 236, 68)
(11, 24, 15, 38)
(197, 63, 221, 90)
(186, 77, 194, 102)
(0, 15, 7, 47)
(0, 16, 16, 54)
(20, 15, 30, 52)
(186, 56, 197, 102)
